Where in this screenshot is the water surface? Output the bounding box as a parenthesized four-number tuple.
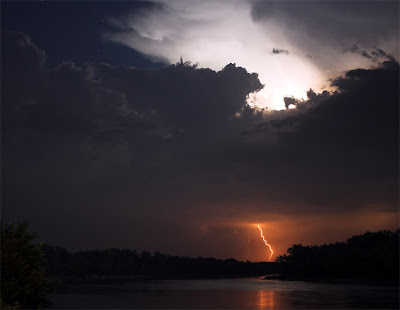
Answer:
(51, 278, 399, 309)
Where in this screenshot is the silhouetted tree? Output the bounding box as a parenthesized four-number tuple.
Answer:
(1, 221, 54, 309)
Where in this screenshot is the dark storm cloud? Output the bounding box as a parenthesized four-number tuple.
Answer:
(371, 48, 395, 62)
(89, 61, 263, 131)
(2, 31, 262, 135)
(2, 30, 398, 253)
(345, 44, 373, 60)
(344, 44, 395, 62)
(283, 97, 297, 109)
(2, 30, 264, 244)
(272, 48, 289, 55)
(250, 1, 399, 73)
(251, 1, 399, 45)
(240, 59, 399, 210)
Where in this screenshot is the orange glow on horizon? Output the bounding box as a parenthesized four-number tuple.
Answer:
(257, 225, 274, 261)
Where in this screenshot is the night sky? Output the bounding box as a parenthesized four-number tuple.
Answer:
(1, 1, 399, 262)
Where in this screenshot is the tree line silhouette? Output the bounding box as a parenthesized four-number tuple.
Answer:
(276, 229, 399, 285)
(42, 229, 399, 285)
(42, 245, 279, 280)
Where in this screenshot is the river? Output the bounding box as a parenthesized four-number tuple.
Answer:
(50, 277, 398, 309)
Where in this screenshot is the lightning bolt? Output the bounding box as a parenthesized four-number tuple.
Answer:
(257, 225, 274, 261)
(247, 227, 251, 259)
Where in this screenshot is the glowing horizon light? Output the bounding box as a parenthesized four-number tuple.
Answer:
(257, 225, 274, 261)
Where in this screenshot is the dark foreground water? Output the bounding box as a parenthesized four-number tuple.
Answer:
(51, 278, 399, 309)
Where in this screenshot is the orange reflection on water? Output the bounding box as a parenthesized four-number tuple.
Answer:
(257, 290, 275, 309)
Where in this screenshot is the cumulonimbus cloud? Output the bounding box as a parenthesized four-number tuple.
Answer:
(2, 29, 398, 259)
(103, 1, 399, 111)
(103, 1, 325, 110)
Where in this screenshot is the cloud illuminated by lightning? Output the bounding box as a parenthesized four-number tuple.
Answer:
(104, 1, 326, 110)
(257, 225, 274, 261)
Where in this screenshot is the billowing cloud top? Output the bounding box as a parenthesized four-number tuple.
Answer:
(103, 0, 399, 111)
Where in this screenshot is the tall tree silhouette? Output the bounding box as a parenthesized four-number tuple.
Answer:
(1, 221, 54, 309)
